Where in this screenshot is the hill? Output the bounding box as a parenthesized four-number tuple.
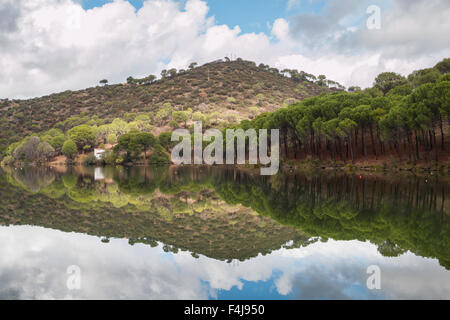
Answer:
(0, 59, 336, 155)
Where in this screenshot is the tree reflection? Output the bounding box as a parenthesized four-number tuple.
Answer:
(0, 166, 448, 268)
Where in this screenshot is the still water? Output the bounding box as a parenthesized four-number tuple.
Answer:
(0, 165, 449, 299)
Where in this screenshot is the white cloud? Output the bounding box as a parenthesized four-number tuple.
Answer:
(286, 0, 301, 11)
(0, 0, 449, 98)
(1, 226, 449, 299)
(272, 18, 290, 41)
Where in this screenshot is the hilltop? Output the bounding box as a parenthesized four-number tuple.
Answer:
(0, 59, 336, 154)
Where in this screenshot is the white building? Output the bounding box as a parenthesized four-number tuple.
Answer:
(94, 148, 105, 160)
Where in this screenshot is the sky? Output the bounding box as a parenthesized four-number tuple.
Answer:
(1, 225, 449, 299)
(0, 0, 449, 98)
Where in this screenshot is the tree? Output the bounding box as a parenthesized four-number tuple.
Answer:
(110, 118, 128, 136)
(338, 118, 357, 163)
(192, 111, 206, 122)
(136, 132, 157, 161)
(172, 111, 190, 128)
(408, 68, 441, 88)
(249, 106, 259, 119)
(50, 134, 66, 153)
(352, 105, 374, 159)
(107, 133, 117, 145)
(99, 79, 108, 86)
(155, 107, 171, 126)
(317, 75, 327, 87)
(143, 75, 156, 84)
(189, 62, 198, 70)
(168, 69, 177, 78)
(158, 132, 174, 151)
(115, 131, 157, 161)
(62, 140, 77, 159)
(434, 58, 450, 74)
(210, 111, 220, 124)
(68, 125, 96, 151)
(37, 142, 55, 161)
(348, 86, 362, 92)
(13, 136, 40, 161)
(374, 72, 407, 95)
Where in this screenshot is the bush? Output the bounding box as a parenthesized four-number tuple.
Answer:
(50, 134, 66, 152)
(83, 152, 97, 166)
(107, 133, 117, 144)
(62, 140, 77, 159)
(149, 145, 170, 164)
(149, 152, 170, 164)
(68, 125, 96, 150)
(1, 155, 14, 166)
(37, 142, 55, 161)
(102, 150, 117, 165)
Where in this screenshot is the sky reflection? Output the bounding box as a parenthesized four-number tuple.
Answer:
(0, 225, 448, 300)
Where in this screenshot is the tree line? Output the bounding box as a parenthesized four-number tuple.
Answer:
(232, 58, 450, 164)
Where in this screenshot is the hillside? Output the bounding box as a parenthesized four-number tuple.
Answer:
(0, 59, 334, 154)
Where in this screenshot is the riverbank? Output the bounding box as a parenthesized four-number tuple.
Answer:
(3, 154, 450, 177)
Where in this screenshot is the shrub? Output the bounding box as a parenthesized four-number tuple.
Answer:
(149, 145, 170, 164)
(68, 125, 96, 151)
(62, 140, 77, 159)
(37, 142, 55, 161)
(83, 152, 97, 166)
(50, 134, 67, 152)
(1, 155, 14, 166)
(102, 150, 117, 165)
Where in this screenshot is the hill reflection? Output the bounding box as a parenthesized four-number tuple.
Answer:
(0, 166, 448, 268)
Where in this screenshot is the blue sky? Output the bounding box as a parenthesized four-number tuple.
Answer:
(79, 0, 326, 34)
(2, 0, 448, 98)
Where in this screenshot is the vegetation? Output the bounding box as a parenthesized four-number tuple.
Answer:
(0, 166, 306, 262)
(228, 59, 450, 165)
(62, 140, 77, 159)
(2, 113, 171, 165)
(1, 166, 448, 267)
(0, 59, 336, 157)
(1, 58, 449, 168)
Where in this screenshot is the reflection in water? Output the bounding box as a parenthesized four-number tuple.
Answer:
(0, 165, 449, 299)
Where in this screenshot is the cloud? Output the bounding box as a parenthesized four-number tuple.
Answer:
(272, 18, 290, 41)
(1, 226, 449, 299)
(0, 0, 449, 98)
(286, 0, 301, 11)
(289, 0, 450, 58)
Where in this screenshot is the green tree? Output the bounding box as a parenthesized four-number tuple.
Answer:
(37, 142, 55, 161)
(50, 134, 66, 153)
(338, 118, 357, 163)
(107, 133, 117, 145)
(374, 72, 407, 95)
(158, 132, 173, 151)
(62, 140, 77, 159)
(136, 132, 157, 161)
(408, 68, 441, 88)
(68, 125, 96, 151)
(434, 58, 450, 74)
(115, 132, 143, 161)
(172, 111, 190, 128)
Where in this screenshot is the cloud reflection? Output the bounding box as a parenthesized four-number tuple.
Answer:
(0, 226, 449, 300)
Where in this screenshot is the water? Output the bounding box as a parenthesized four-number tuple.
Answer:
(0, 165, 449, 300)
